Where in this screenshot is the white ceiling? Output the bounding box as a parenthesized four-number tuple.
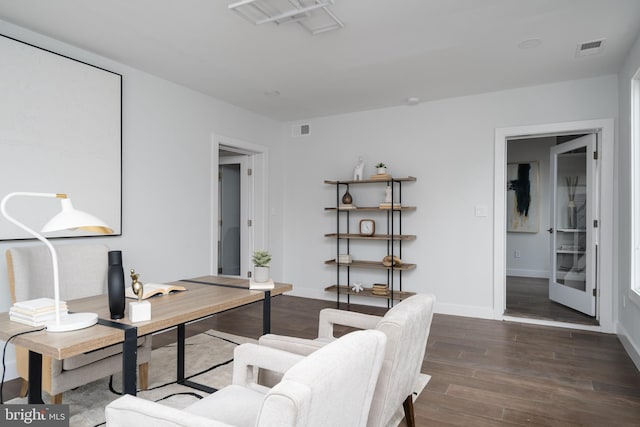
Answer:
(1, 0, 639, 121)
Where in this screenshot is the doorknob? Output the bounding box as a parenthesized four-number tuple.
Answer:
(547, 227, 553, 234)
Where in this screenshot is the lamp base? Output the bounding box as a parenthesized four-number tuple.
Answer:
(46, 312, 98, 332)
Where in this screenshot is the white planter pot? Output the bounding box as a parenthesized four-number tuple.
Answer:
(254, 266, 270, 283)
(377, 167, 387, 175)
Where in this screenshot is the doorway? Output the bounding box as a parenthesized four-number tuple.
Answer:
(494, 119, 615, 333)
(212, 134, 268, 279)
(504, 134, 598, 325)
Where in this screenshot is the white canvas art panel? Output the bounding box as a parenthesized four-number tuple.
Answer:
(0, 34, 122, 240)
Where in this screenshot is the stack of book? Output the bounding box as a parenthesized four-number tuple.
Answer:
(379, 202, 401, 209)
(372, 283, 390, 297)
(9, 298, 67, 327)
(370, 173, 392, 181)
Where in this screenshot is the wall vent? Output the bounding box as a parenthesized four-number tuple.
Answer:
(292, 123, 311, 137)
(576, 39, 605, 57)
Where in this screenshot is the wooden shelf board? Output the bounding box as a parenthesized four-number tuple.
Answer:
(324, 285, 415, 301)
(324, 176, 417, 185)
(325, 259, 416, 270)
(325, 233, 416, 241)
(325, 206, 417, 212)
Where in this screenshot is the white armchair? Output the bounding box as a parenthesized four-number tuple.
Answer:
(258, 294, 436, 427)
(105, 329, 387, 427)
(6, 244, 152, 403)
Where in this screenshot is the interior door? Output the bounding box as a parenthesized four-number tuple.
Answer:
(549, 134, 598, 316)
(218, 155, 249, 277)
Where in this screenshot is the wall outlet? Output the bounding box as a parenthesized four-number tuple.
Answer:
(514, 250, 521, 259)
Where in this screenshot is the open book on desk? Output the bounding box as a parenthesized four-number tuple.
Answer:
(125, 283, 187, 300)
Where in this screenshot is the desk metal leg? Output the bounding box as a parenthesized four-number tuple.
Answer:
(176, 323, 216, 393)
(263, 290, 271, 335)
(122, 327, 138, 396)
(97, 319, 138, 396)
(177, 323, 185, 383)
(27, 351, 44, 404)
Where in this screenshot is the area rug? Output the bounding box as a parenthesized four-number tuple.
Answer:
(6, 330, 429, 427)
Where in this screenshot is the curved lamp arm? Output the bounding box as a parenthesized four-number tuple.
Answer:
(1, 192, 113, 331)
(1, 192, 65, 324)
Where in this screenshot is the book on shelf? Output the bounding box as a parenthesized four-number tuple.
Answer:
(125, 283, 187, 300)
(379, 202, 401, 209)
(370, 173, 392, 180)
(338, 204, 357, 210)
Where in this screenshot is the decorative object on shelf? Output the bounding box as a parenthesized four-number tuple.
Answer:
(0, 192, 112, 332)
(379, 185, 401, 209)
(107, 250, 126, 319)
(359, 219, 375, 236)
(382, 255, 402, 267)
(566, 175, 579, 229)
(353, 156, 364, 181)
(128, 268, 151, 322)
(339, 188, 355, 209)
(337, 254, 352, 264)
(372, 283, 390, 296)
(252, 249, 272, 283)
(370, 162, 392, 180)
(351, 282, 364, 293)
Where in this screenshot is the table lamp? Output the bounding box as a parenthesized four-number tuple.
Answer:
(1, 192, 113, 332)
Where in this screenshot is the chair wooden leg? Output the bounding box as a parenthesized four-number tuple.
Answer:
(403, 395, 415, 427)
(19, 379, 28, 397)
(138, 362, 149, 390)
(51, 393, 62, 405)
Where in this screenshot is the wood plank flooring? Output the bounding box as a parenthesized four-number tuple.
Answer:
(3, 295, 640, 426)
(505, 276, 598, 325)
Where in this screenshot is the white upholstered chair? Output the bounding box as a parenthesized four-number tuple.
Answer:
(6, 244, 152, 404)
(105, 329, 387, 427)
(258, 294, 436, 427)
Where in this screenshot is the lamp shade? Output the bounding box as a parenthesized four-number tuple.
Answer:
(42, 198, 113, 234)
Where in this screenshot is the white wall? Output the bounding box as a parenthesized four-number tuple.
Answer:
(506, 137, 555, 278)
(617, 30, 640, 368)
(282, 75, 619, 319)
(0, 20, 284, 379)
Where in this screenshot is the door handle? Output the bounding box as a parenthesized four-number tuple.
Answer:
(547, 227, 553, 234)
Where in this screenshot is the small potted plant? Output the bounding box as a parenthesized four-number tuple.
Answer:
(375, 162, 387, 175)
(252, 250, 272, 283)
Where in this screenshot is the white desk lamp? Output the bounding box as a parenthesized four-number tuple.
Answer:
(1, 192, 113, 332)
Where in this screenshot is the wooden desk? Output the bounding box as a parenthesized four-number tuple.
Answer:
(0, 276, 292, 402)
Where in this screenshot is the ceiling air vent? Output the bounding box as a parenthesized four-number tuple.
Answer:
(576, 39, 605, 57)
(292, 123, 311, 137)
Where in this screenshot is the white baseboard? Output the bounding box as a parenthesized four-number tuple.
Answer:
(617, 322, 640, 372)
(506, 269, 549, 278)
(433, 302, 495, 319)
(290, 288, 495, 318)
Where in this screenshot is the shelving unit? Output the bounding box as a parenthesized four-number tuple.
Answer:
(324, 176, 416, 307)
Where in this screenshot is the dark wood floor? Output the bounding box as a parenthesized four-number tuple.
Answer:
(505, 276, 598, 325)
(4, 295, 640, 425)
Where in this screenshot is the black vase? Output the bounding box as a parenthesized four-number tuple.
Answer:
(107, 250, 125, 319)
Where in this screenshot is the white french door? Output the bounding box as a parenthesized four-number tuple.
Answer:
(549, 134, 598, 316)
(218, 155, 250, 277)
